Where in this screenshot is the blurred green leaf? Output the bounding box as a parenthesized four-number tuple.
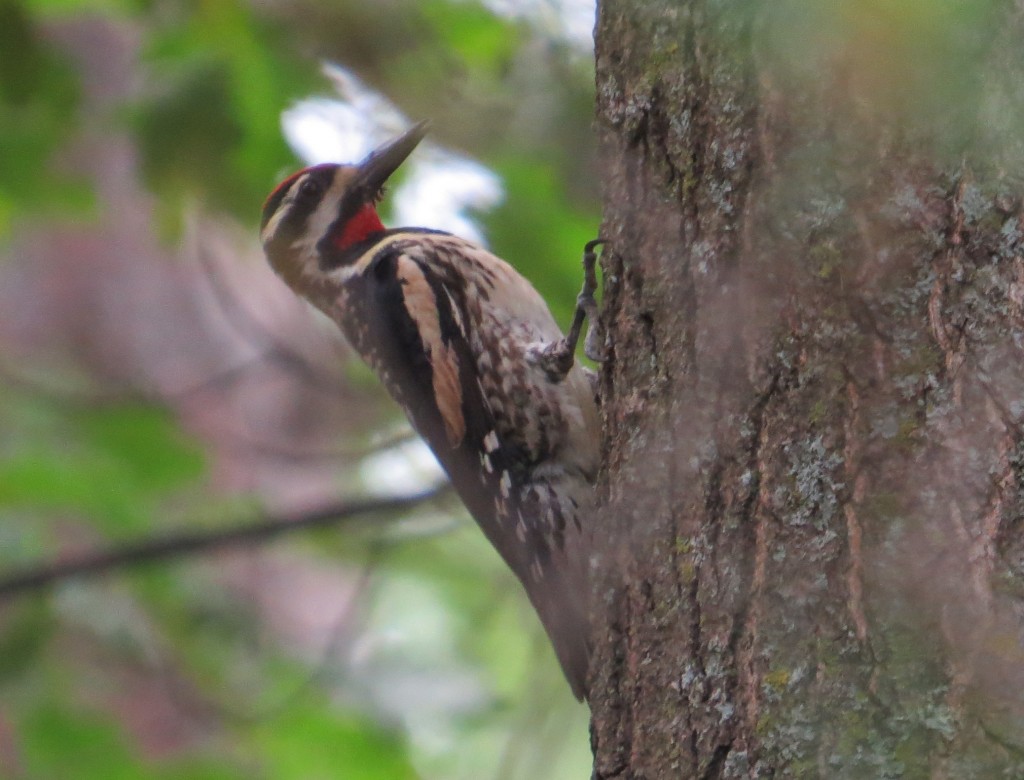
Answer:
(19, 700, 239, 779)
(419, 0, 520, 73)
(0, 451, 148, 530)
(0, 401, 204, 533)
(21, 704, 141, 780)
(25, 0, 138, 15)
(252, 699, 418, 780)
(135, 59, 245, 227)
(0, 599, 53, 681)
(134, 0, 318, 224)
(0, 0, 91, 236)
(74, 405, 205, 494)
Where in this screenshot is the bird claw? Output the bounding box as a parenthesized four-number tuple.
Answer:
(543, 239, 607, 382)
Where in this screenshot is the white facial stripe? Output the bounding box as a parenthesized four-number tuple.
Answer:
(261, 174, 307, 245)
(290, 171, 349, 257)
(324, 233, 407, 284)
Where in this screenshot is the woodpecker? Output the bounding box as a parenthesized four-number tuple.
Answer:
(260, 121, 602, 700)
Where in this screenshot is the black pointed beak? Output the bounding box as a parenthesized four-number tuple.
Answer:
(356, 120, 430, 195)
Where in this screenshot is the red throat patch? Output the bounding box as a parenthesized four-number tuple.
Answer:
(334, 204, 386, 251)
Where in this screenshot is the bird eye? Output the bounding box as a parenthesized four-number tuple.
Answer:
(297, 178, 322, 199)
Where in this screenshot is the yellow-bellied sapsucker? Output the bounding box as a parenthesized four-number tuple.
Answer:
(260, 122, 601, 700)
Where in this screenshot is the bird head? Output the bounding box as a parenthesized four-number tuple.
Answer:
(260, 121, 429, 294)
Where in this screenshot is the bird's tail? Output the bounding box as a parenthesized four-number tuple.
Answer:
(523, 552, 592, 701)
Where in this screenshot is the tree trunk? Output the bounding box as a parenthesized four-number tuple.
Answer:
(589, 1, 1024, 776)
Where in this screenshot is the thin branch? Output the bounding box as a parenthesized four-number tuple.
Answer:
(2, 344, 411, 466)
(189, 415, 419, 466)
(0, 486, 450, 600)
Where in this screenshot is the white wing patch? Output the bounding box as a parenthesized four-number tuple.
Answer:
(445, 288, 466, 338)
(395, 255, 466, 448)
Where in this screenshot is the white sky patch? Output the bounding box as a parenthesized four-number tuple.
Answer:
(392, 153, 501, 244)
(359, 436, 447, 498)
(282, 65, 408, 163)
(281, 98, 374, 164)
(282, 64, 502, 245)
(482, 0, 596, 51)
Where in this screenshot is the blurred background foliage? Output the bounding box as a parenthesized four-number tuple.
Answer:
(0, 0, 600, 777)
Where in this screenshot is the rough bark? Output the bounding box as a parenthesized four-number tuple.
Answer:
(589, 1, 1024, 777)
